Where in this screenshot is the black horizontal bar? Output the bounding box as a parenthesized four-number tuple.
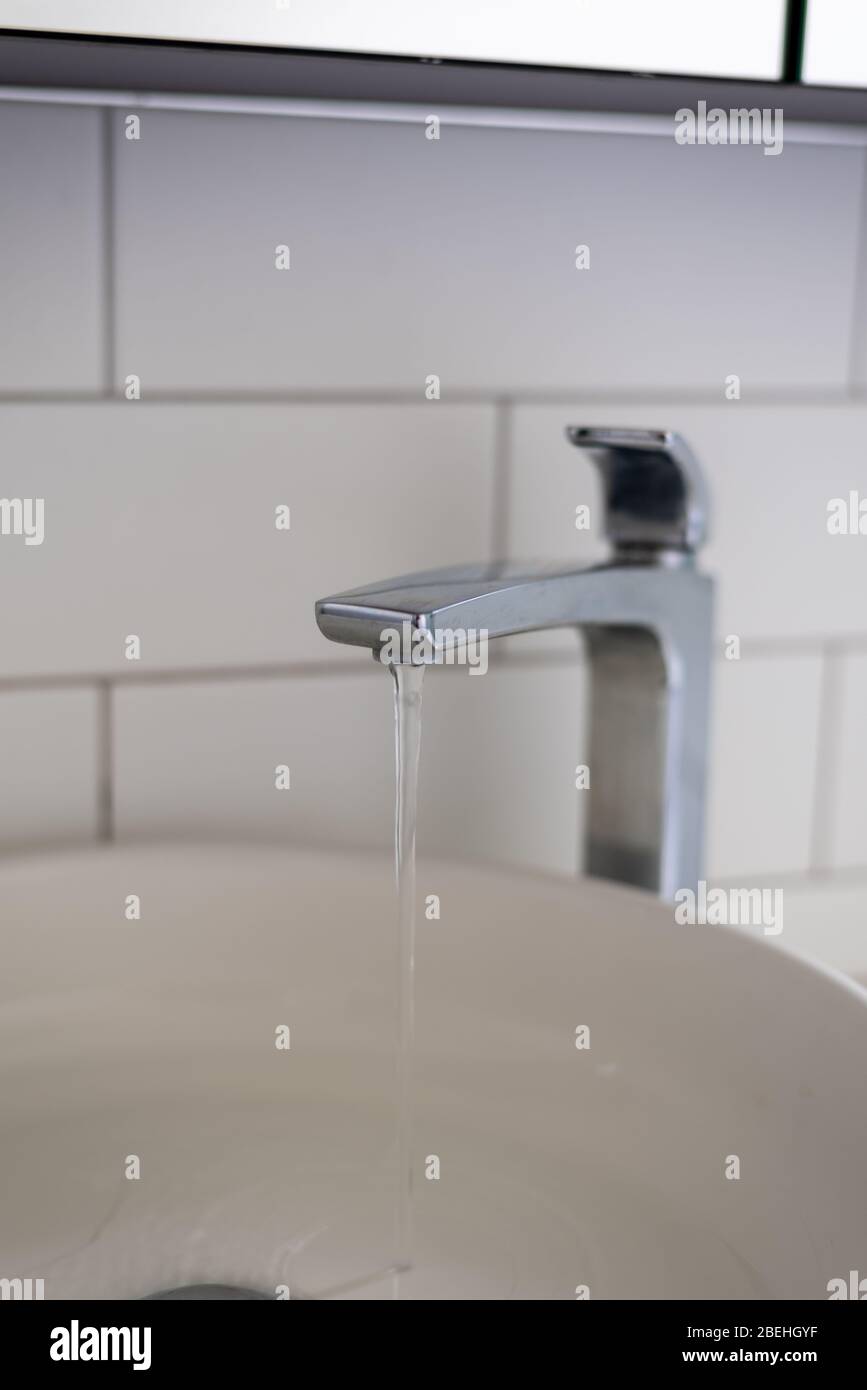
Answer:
(1, 28, 867, 123)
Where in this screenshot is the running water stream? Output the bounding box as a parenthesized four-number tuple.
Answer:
(390, 661, 425, 1277)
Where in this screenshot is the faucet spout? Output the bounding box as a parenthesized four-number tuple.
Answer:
(316, 556, 697, 649)
(315, 428, 715, 901)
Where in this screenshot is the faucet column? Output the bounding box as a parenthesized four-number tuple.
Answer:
(569, 428, 714, 899)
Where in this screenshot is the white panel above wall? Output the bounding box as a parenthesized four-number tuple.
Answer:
(0, 402, 495, 678)
(9, 0, 787, 78)
(508, 403, 867, 643)
(0, 102, 104, 393)
(804, 0, 867, 88)
(112, 110, 861, 395)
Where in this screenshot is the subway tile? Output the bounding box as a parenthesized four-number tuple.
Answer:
(0, 687, 99, 848)
(114, 673, 394, 850)
(113, 661, 588, 876)
(0, 402, 494, 677)
(0, 103, 103, 392)
(827, 649, 867, 870)
(706, 652, 822, 878)
(113, 110, 860, 393)
(113, 652, 820, 883)
(508, 403, 867, 643)
(419, 659, 587, 876)
(113, 645, 820, 881)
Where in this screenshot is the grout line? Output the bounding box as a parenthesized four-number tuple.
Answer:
(733, 635, 864, 658)
(0, 659, 378, 693)
(99, 107, 117, 398)
(0, 392, 111, 403)
(499, 636, 854, 666)
(95, 680, 115, 842)
(808, 642, 844, 874)
(710, 864, 867, 890)
(490, 397, 512, 560)
(2, 388, 867, 408)
(1, 636, 863, 695)
(846, 145, 867, 393)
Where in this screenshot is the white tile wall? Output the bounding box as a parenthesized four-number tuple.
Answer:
(114, 672, 394, 849)
(0, 687, 99, 847)
(114, 660, 588, 876)
(1, 97, 866, 977)
(112, 110, 862, 393)
(827, 649, 867, 870)
(0, 103, 104, 393)
(420, 659, 588, 876)
(0, 402, 495, 676)
(707, 652, 823, 878)
(108, 641, 831, 886)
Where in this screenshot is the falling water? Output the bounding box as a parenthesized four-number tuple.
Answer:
(390, 661, 425, 1277)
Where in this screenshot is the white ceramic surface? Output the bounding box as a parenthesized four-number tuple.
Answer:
(0, 844, 864, 1301)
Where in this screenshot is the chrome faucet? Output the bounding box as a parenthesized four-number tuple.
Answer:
(315, 427, 714, 899)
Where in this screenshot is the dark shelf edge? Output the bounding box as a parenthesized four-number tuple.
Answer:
(0, 30, 867, 124)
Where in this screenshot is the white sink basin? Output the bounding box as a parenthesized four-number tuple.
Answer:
(1, 844, 864, 1301)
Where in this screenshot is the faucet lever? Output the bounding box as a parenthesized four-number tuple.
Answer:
(566, 426, 709, 558)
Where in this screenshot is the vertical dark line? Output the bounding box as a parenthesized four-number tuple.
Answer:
(846, 147, 867, 394)
(808, 643, 841, 874)
(100, 106, 117, 396)
(782, 0, 808, 84)
(96, 680, 115, 842)
(490, 397, 512, 560)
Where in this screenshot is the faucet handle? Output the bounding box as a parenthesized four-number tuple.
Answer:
(566, 426, 709, 556)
